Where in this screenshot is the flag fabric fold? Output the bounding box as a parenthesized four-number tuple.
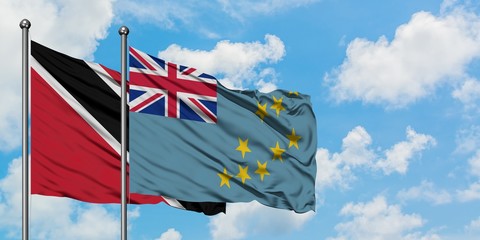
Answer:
(129, 47, 317, 213)
(30, 41, 225, 215)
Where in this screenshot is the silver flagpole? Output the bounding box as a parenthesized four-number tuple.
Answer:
(20, 19, 31, 240)
(119, 25, 129, 240)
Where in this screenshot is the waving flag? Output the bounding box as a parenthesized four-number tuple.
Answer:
(30, 41, 225, 215)
(129, 47, 218, 123)
(129, 47, 317, 213)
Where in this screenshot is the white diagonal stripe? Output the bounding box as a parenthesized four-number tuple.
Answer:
(130, 85, 167, 112)
(32, 58, 121, 156)
(178, 93, 217, 123)
(87, 62, 121, 97)
(130, 47, 165, 73)
(162, 196, 186, 210)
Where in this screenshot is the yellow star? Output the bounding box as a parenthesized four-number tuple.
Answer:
(255, 160, 270, 181)
(236, 165, 251, 184)
(270, 96, 286, 117)
(287, 128, 302, 149)
(235, 138, 251, 159)
(218, 168, 233, 188)
(255, 102, 269, 121)
(289, 91, 299, 96)
(270, 141, 286, 161)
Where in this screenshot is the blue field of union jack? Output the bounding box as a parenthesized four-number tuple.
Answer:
(129, 47, 218, 124)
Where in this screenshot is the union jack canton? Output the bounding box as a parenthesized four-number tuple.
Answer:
(129, 47, 217, 124)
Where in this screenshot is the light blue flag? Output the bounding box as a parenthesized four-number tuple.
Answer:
(129, 47, 317, 213)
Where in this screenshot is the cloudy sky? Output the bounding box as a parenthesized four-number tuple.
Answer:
(1, 0, 480, 239)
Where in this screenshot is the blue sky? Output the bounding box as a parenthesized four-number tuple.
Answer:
(1, 0, 480, 239)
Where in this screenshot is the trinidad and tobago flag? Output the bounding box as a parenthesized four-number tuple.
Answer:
(30, 41, 225, 215)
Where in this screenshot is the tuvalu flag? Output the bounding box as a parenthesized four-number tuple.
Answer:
(129, 47, 317, 213)
(30, 41, 225, 215)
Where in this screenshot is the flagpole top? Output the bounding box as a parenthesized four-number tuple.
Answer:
(19, 19, 31, 29)
(119, 26, 129, 36)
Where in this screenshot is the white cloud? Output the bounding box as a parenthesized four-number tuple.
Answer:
(315, 148, 354, 191)
(0, 158, 23, 230)
(2, 0, 114, 59)
(455, 125, 480, 154)
(209, 201, 314, 240)
(316, 126, 435, 190)
(0, 158, 120, 239)
(403, 232, 442, 240)
(115, 0, 194, 29)
(457, 182, 480, 202)
(456, 149, 480, 202)
(128, 206, 140, 219)
(452, 78, 480, 111)
(328, 196, 429, 240)
(155, 228, 182, 240)
(340, 126, 376, 167)
(126, 206, 141, 232)
(0, 0, 114, 151)
(315, 126, 375, 190)
(440, 0, 460, 13)
(218, 0, 319, 21)
(254, 68, 279, 93)
(116, 0, 319, 38)
(326, 8, 480, 108)
(468, 150, 480, 177)
(37, 204, 119, 240)
(465, 217, 480, 233)
(158, 34, 285, 91)
(375, 127, 436, 175)
(397, 180, 452, 205)
(434, 216, 480, 240)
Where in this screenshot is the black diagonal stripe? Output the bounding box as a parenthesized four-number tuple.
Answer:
(32, 41, 121, 144)
(178, 200, 226, 215)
